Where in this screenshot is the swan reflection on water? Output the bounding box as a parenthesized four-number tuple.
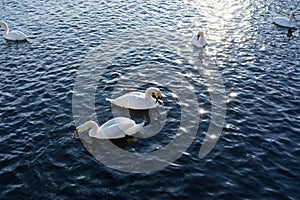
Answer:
(287, 28, 293, 39)
(110, 135, 137, 149)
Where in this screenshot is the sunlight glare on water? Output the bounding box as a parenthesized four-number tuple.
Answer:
(0, 0, 299, 199)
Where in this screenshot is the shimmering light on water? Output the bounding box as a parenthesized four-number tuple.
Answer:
(170, 93, 178, 99)
(174, 59, 183, 65)
(229, 91, 238, 98)
(0, 0, 299, 199)
(208, 134, 218, 140)
(198, 108, 206, 116)
(207, 87, 214, 93)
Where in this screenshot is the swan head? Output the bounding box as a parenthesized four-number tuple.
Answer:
(197, 31, 204, 41)
(72, 120, 99, 139)
(289, 11, 295, 22)
(145, 87, 164, 103)
(155, 91, 163, 103)
(73, 129, 80, 139)
(152, 88, 163, 103)
(0, 22, 8, 28)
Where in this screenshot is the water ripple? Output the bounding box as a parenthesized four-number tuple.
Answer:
(0, 0, 300, 199)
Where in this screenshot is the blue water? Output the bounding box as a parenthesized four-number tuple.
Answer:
(1, 0, 300, 199)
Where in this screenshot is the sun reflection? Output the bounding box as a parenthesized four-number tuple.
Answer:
(177, 21, 183, 28)
(209, 134, 217, 139)
(194, 20, 201, 27)
(171, 93, 178, 99)
(199, 107, 206, 117)
(186, 0, 249, 51)
(207, 87, 213, 92)
(187, 85, 194, 91)
(174, 59, 182, 65)
(185, 72, 193, 78)
(203, 70, 211, 76)
(229, 91, 238, 98)
(196, 77, 203, 83)
(225, 124, 231, 129)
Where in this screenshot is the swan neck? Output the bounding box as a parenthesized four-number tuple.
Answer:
(0, 22, 9, 35)
(197, 32, 204, 41)
(289, 13, 294, 23)
(78, 121, 99, 136)
(145, 88, 158, 99)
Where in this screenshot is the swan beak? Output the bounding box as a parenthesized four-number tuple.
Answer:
(156, 96, 163, 103)
(72, 129, 79, 140)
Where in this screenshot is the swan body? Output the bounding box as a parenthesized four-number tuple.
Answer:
(106, 87, 163, 110)
(0, 22, 28, 41)
(192, 31, 207, 48)
(273, 11, 296, 28)
(76, 117, 145, 139)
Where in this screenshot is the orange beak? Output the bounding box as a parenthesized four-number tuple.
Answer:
(72, 129, 79, 139)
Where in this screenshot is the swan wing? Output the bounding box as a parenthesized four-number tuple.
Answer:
(107, 92, 158, 109)
(192, 34, 207, 48)
(273, 17, 295, 28)
(93, 127, 126, 139)
(95, 117, 136, 139)
(5, 30, 27, 41)
(124, 121, 145, 135)
(126, 95, 157, 109)
(106, 92, 141, 107)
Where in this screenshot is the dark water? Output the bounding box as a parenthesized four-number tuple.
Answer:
(1, 0, 299, 199)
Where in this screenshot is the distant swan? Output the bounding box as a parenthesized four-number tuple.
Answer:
(273, 11, 296, 28)
(73, 117, 145, 139)
(192, 31, 207, 48)
(106, 87, 163, 110)
(0, 22, 28, 41)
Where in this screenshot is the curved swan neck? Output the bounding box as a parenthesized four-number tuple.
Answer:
(289, 12, 294, 23)
(0, 22, 9, 35)
(197, 32, 204, 41)
(145, 87, 159, 99)
(77, 121, 99, 136)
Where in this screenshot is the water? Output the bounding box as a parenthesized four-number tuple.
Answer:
(1, 0, 299, 199)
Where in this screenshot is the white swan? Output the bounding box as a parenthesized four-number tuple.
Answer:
(273, 11, 296, 28)
(0, 22, 28, 41)
(106, 87, 163, 110)
(192, 31, 207, 48)
(73, 117, 145, 139)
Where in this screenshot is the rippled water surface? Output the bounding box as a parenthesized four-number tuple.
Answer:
(1, 0, 299, 199)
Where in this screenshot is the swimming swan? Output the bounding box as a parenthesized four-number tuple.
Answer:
(0, 22, 28, 41)
(73, 117, 145, 139)
(273, 11, 296, 28)
(192, 31, 207, 48)
(106, 87, 163, 110)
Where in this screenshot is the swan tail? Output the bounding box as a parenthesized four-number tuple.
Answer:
(25, 37, 32, 43)
(139, 121, 145, 127)
(105, 98, 113, 102)
(124, 121, 145, 136)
